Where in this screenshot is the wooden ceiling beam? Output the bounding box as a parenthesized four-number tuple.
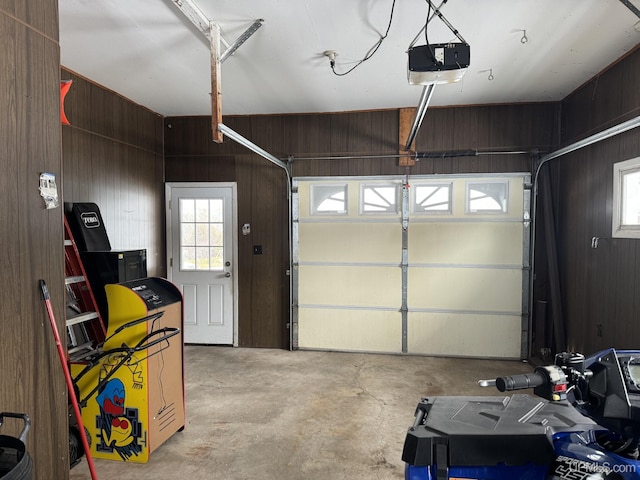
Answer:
(169, 0, 262, 142)
(211, 22, 223, 143)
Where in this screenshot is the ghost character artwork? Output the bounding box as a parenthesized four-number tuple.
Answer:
(95, 376, 143, 460)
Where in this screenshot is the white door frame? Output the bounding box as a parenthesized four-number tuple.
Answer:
(165, 182, 239, 346)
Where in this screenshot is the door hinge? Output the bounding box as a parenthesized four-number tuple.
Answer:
(169, 258, 173, 268)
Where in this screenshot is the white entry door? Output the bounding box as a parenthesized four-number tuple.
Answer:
(166, 183, 237, 345)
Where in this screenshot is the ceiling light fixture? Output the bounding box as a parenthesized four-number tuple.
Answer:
(407, 0, 470, 86)
(323, 50, 338, 69)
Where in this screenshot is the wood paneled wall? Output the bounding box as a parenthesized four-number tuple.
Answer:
(61, 69, 166, 276)
(561, 47, 640, 144)
(0, 3, 69, 479)
(545, 46, 640, 355)
(165, 103, 559, 349)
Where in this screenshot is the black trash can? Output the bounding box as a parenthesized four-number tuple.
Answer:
(0, 412, 32, 480)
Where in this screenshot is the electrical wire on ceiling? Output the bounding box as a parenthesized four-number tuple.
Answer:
(330, 0, 397, 76)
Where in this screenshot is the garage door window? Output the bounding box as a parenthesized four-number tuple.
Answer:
(311, 184, 348, 215)
(467, 181, 509, 213)
(613, 157, 640, 238)
(361, 184, 399, 214)
(412, 183, 452, 213)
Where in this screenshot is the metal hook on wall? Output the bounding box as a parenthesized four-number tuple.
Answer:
(591, 236, 609, 249)
(521, 30, 528, 44)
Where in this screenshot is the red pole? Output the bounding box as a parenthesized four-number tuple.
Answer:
(40, 280, 99, 480)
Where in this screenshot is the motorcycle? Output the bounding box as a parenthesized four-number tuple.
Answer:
(402, 348, 640, 479)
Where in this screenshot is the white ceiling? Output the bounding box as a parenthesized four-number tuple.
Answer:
(59, 0, 640, 117)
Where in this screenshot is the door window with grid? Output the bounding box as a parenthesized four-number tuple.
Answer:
(179, 198, 224, 270)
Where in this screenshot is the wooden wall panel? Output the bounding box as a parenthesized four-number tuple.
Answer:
(62, 69, 163, 155)
(165, 103, 559, 349)
(61, 69, 166, 277)
(552, 131, 640, 355)
(239, 156, 289, 348)
(561, 46, 640, 143)
(544, 46, 640, 355)
(0, 5, 68, 479)
(0, 0, 58, 40)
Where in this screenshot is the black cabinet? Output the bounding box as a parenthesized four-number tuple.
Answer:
(80, 250, 147, 322)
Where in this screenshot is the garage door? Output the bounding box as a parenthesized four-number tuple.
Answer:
(292, 174, 530, 359)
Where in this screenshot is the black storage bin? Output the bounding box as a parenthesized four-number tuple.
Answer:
(0, 413, 32, 480)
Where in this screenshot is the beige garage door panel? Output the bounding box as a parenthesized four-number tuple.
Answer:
(408, 312, 521, 358)
(408, 267, 522, 312)
(408, 222, 523, 265)
(299, 265, 401, 308)
(299, 223, 400, 263)
(295, 175, 529, 358)
(299, 309, 402, 352)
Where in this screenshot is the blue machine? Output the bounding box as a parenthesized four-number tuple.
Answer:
(402, 349, 640, 479)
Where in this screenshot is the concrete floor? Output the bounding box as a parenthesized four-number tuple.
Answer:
(69, 346, 533, 480)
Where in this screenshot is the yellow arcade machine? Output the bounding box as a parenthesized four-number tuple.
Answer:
(72, 277, 185, 463)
